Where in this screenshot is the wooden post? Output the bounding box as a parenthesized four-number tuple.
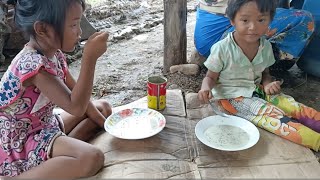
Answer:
(163, 0, 187, 73)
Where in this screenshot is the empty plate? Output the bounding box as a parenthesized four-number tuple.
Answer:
(195, 115, 260, 151)
(104, 108, 166, 139)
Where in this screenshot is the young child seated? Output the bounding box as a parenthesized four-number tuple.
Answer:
(0, 0, 112, 178)
(198, 0, 320, 152)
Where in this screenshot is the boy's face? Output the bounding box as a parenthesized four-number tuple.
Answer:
(61, 2, 83, 52)
(230, 1, 271, 44)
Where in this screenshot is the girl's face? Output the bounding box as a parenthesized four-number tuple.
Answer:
(231, 1, 271, 44)
(61, 2, 83, 52)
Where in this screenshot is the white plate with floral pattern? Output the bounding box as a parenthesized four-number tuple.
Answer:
(195, 115, 260, 151)
(104, 108, 166, 139)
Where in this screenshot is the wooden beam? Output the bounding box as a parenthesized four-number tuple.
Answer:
(163, 0, 187, 73)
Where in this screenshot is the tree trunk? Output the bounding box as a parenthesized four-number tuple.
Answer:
(163, 0, 187, 73)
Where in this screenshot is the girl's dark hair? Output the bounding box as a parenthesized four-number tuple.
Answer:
(14, 0, 85, 43)
(226, 0, 277, 21)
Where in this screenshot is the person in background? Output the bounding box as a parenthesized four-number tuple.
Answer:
(193, 0, 314, 71)
(198, 0, 320, 152)
(0, 0, 111, 178)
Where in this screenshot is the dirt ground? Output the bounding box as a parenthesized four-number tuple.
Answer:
(67, 0, 198, 107)
(1, 0, 320, 160)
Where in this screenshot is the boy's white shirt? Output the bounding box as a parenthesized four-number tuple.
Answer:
(204, 32, 276, 100)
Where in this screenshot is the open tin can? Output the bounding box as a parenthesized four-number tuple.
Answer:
(147, 76, 167, 110)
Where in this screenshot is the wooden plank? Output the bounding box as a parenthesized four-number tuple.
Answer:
(92, 90, 320, 179)
(94, 160, 199, 179)
(189, 120, 318, 167)
(198, 162, 320, 178)
(163, 0, 187, 73)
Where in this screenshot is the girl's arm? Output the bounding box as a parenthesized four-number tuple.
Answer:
(28, 69, 91, 116)
(198, 70, 220, 103)
(65, 71, 106, 127)
(28, 31, 109, 116)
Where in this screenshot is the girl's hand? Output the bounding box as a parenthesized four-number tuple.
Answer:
(264, 80, 282, 95)
(198, 89, 213, 104)
(83, 31, 109, 61)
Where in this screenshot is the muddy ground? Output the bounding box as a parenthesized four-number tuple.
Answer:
(68, 0, 198, 107)
(1, 0, 320, 159)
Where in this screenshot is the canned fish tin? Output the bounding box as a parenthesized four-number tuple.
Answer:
(147, 76, 167, 110)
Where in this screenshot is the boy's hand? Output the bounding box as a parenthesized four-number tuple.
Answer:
(198, 71, 219, 104)
(198, 89, 213, 104)
(264, 80, 282, 95)
(83, 31, 109, 61)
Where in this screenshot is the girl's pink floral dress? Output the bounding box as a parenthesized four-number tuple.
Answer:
(0, 47, 67, 177)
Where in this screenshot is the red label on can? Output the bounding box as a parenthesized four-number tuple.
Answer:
(147, 76, 167, 110)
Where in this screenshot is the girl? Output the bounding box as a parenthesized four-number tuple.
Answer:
(198, 0, 320, 152)
(0, 0, 112, 178)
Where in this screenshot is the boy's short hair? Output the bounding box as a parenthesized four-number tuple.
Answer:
(226, 0, 277, 21)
